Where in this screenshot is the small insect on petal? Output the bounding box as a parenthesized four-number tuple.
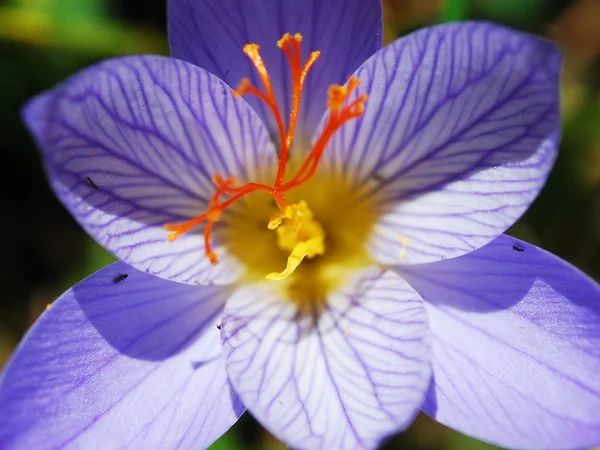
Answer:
(86, 176, 99, 190)
(216, 324, 221, 330)
(113, 273, 129, 283)
(512, 244, 525, 252)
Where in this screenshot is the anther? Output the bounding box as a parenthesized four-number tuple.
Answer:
(277, 32, 302, 48)
(327, 76, 361, 113)
(300, 51, 320, 85)
(232, 78, 251, 96)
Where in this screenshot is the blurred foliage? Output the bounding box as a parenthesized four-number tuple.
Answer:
(0, 0, 599, 449)
(0, 0, 167, 55)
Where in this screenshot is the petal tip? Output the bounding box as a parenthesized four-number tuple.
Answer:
(21, 89, 57, 142)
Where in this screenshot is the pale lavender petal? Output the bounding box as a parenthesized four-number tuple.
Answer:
(221, 267, 431, 449)
(398, 235, 600, 449)
(320, 22, 561, 265)
(23, 55, 277, 285)
(0, 262, 244, 449)
(168, 0, 382, 146)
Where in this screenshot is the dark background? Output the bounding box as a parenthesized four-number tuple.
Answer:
(1, 0, 599, 448)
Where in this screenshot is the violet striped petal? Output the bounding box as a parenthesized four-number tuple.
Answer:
(398, 235, 600, 449)
(320, 22, 561, 265)
(221, 267, 431, 449)
(0, 261, 243, 450)
(168, 0, 382, 147)
(23, 55, 277, 285)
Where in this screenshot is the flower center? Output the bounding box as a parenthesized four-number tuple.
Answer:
(163, 33, 368, 280)
(224, 173, 381, 311)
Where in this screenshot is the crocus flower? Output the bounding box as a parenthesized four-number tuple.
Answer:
(2, 0, 600, 449)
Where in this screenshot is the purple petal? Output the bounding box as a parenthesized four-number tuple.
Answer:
(320, 22, 561, 265)
(398, 235, 600, 449)
(23, 55, 277, 285)
(168, 0, 382, 146)
(220, 267, 431, 449)
(0, 262, 244, 449)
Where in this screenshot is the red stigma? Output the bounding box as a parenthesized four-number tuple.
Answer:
(164, 33, 368, 264)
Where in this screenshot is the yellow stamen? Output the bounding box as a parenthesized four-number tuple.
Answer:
(266, 201, 325, 280)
